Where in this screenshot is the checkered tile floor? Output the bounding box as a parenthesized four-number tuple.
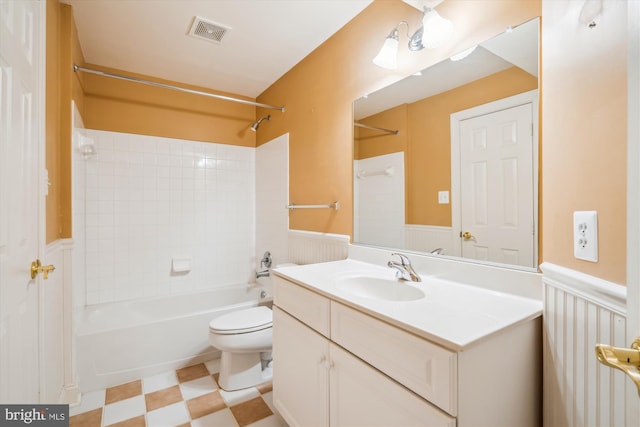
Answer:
(69, 359, 288, 427)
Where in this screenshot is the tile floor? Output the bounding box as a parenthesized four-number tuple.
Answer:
(69, 359, 288, 427)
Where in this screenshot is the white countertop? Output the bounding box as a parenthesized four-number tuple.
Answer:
(273, 259, 542, 351)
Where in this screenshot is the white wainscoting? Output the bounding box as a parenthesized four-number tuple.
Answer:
(404, 224, 454, 256)
(43, 239, 79, 404)
(542, 262, 630, 427)
(287, 230, 349, 265)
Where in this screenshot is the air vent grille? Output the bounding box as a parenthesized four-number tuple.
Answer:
(188, 16, 230, 44)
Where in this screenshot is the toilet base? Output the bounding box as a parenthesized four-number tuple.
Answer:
(218, 351, 272, 391)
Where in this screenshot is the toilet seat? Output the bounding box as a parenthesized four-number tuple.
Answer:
(209, 306, 272, 335)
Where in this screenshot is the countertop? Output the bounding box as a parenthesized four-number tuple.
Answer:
(272, 259, 542, 351)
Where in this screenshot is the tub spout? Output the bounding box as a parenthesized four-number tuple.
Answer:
(256, 269, 270, 279)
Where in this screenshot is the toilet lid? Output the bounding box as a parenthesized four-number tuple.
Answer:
(209, 306, 272, 334)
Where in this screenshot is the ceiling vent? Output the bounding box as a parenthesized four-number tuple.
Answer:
(188, 16, 230, 44)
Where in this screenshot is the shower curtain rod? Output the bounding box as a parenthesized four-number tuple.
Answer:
(73, 64, 285, 112)
(354, 122, 399, 135)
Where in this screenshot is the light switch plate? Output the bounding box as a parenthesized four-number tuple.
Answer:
(574, 211, 598, 262)
(438, 191, 449, 204)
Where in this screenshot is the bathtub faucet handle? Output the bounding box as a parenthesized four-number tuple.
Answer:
(261, 251, 272, 269)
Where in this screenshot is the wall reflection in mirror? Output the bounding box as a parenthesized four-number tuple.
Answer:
(353, 18, 539, 270)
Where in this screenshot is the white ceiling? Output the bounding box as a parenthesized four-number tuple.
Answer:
(64, 0, 373, 98)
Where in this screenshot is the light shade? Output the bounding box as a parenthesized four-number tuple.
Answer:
(372, 29, 399, 69)
(421, 8, 453, 49)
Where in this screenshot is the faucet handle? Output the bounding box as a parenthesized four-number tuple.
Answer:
(390, 252, 410, 265)
(261, 251, 272, 268)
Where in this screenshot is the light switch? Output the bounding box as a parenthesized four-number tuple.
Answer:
(438, 191, 449, 204)
(574, 211, 598, 262)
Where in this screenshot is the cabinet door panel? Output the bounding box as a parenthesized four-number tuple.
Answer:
(331, 302, 457, 415)
(330, 344, 456, 427)
(273, 307, 329, 427)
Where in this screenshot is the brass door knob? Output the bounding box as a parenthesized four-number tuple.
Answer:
(460, 231, 476, 241)
(30, 259, 56, 280)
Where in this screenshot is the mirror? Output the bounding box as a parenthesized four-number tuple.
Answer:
(353, 18, 539, 270)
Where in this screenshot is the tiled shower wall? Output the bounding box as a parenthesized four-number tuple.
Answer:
(75, 130, 256, 305)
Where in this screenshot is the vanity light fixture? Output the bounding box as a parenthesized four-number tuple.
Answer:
(372, 26, 401, 69)
(372, 7, 453, 70)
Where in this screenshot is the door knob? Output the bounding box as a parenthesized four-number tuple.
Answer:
(30, 259, 56, 280)
(460, 231, 476, 241)
(595, 337, 640, 396)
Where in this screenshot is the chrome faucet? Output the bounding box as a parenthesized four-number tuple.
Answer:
(387, 253, 421, 282)
(256, 251, 272, 279)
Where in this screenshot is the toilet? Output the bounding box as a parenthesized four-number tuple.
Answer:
(208, 305, 273, 391)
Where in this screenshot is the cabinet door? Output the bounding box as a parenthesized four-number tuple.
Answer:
(330, 344, 456, 427)
(273, 307, 330, 427)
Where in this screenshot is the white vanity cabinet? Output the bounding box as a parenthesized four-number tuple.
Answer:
(273, 271, 541, 427)
(273, 275, 455, 427)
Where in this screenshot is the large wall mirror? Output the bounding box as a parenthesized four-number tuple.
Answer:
(353, 18, 539, 270)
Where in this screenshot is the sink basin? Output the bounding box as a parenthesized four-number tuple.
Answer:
(336, 276, 425, 301)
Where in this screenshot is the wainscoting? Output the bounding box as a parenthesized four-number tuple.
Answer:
(287, 230, 349, 265)
(43, 238, 79, 404)
(542, 262, 629, 427)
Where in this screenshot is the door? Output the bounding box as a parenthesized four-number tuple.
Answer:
(458, 102, 535, 268)
(0, 0, 45, 403)
(599, 0, 640, 420)
(272, 307, 330, 427)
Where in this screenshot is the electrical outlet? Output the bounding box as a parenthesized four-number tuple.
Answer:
(574, 211, 598, 262)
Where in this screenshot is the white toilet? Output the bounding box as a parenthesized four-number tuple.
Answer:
(208, 305, 273, 391)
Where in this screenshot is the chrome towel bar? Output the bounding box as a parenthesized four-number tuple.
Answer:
(286, 201, 339, 211)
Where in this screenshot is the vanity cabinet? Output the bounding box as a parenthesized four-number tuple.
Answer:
(273, 272, 541, 427)
(273, 276, 455, 427)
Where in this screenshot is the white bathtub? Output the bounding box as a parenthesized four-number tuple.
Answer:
(76, 283, 270, 392)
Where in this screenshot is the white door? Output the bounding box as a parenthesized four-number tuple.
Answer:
(458, 102, 535, 268)
(0, 0, 45, 403)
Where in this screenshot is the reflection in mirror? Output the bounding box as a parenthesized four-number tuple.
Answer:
(353, 18, 539, 270)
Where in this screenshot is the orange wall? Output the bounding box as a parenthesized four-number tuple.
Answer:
(46, 1, 84, 243)
(257, 0, 541, 236)
(542, 0, 626, 284)
(81, 67, 257, 147)
(355, 66, 537, 228)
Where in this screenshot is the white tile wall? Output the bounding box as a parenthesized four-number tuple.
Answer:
(77, 130, 256, 305)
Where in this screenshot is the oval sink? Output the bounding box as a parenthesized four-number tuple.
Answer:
(336, 276, 425, 302)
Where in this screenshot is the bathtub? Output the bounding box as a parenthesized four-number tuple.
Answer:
(76, 283, 270, 392)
